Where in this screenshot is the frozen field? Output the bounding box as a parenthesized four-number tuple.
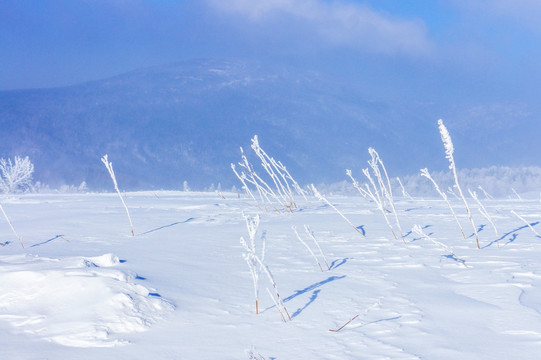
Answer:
(1, 191, 541, 359)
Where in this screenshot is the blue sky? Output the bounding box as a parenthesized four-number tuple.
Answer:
(2, 0, 541, 108)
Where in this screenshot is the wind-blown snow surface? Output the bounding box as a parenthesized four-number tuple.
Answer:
(1, 191, 541, 359)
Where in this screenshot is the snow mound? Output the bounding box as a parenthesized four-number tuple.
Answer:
(0, 254, 174, 348)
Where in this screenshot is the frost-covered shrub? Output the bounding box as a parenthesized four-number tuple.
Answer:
(0, 156, 34, 194)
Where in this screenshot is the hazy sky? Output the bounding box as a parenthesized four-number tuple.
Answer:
(2, 0, 541, 108)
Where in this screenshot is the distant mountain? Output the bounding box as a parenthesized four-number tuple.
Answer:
(0, 59, 538, 190)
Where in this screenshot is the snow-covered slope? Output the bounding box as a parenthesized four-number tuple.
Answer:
(1, 191, 541, 359)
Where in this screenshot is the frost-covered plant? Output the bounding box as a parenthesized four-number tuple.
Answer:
(304, 225, 329, 270)
(292, 225, 329, 272)
(232, 136, 308, 213)
(240, 213, 266, 314)
(240, 213, 290, 320)
(367, 148, 404, 241)
(447, 187, 460, 200)
(101, 154, 134, 236)
(0, 203, 24, 248)
(469, 189, 498, 238)
(397, 177, 413, 200)
(478, 185, 494, 200)
(438, 119, 479, 248)
(251, 136, 307, 209)
(347, 148, 403, 242)
(246, 346, 266, 360)
(348, 169, 398, 241)
(258, 258, 290, 321)
(511, 188, 523, 201)
(0, 156, 34, 194)
(311, 184, 364, 236)
(511, 210, 541, 238)
(421, 168, 466, 241)
(412, 225, 467, 267)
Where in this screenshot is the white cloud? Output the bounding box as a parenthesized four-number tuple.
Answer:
(207, 0, 432, 56)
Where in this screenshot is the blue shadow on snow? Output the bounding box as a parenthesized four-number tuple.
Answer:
(482, 221, 539, 248)
(284, 275, 346, 302)
(291, 290, 321, 318)
(329, 258, 349, 270)
(356, 225, 366, 236)
(137, 217, 195, 236)
(30, 234, 66, 248)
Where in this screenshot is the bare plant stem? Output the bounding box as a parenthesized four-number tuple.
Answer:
(412, 225, 467, 267)
(305, 225, 330, 270)
(0, 203, 24, 248)
(511, 210, 541, 238)
(266, 288, 286, 322)
(438, 120, 479, 248)
(101, 154, 134, 236)
(469, 189, 498, 237)
(421, 168, 466, 241)
(311, 184, 364, 236)
(293, 226, 324, 271)
(329, 314, 359, 332)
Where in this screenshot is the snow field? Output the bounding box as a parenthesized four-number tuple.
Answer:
(0, 192, 540, 359)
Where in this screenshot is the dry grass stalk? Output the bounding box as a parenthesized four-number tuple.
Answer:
(311, 184, 364, 236)
(421, 168, 466, 241)
(0, 203, 24, 248)
(101, 154, 134, 236)
(511, 210, 541, 238)
(256, 256, 290, 321)
(511, 188, 523, 201)
(438, 119, 479, 248)
(232, 137, 305, 213)
(347, 169, 399, 241)
(329, 314, 359, 332)
(368, 148, 404, 242)
(266, 288, 287, 322)
(292, 225, 329, 271)
(469, 189, 498, 237)
(329, 299, 381, 332)
(412, 225, 467, 267)
(304, 225, 330, 270)
(293, 225, 323, 271)
(478, 185, 494, 200)
(240, 213, 266, 314)
(397, 177, 413, 200)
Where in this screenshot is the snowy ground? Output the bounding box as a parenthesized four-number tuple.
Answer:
(1, 191, 541, 359)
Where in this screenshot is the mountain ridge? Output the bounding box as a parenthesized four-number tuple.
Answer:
(0, 58, 537, 191)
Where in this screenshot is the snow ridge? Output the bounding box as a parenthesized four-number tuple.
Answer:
(0, 253, 174, 347)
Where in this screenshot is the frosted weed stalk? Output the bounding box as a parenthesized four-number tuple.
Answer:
(101, 154, 134, 236)
(240, 213, 290, 320)
(232, 136, 308, 213)
(347, 148, 404, 242)
(310, 184, 364, 236)
(240, 213, 266, 314)
(412, 225, 467, 267)
(420, 168, 466, 241)
(0, 203, 24, 248)
(438, 119, 479, 248)
(469, 189, 498, 238)
(292, 225, 330, 272)
(511, 210, 541, 238)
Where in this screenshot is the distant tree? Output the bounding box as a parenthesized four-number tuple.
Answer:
(0, 156, 34, 193)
